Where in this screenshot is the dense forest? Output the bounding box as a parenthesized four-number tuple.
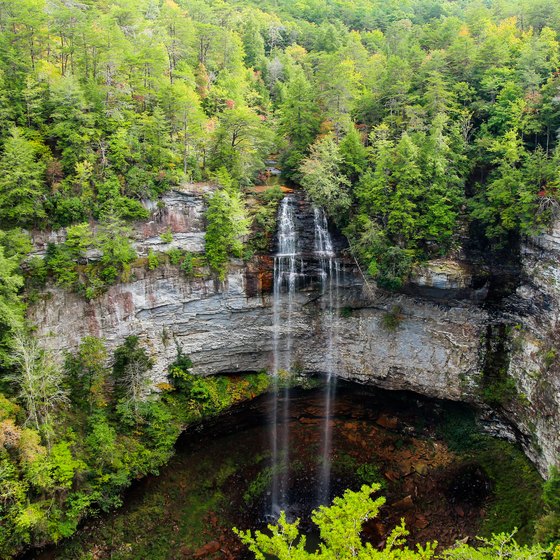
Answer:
(1, 0, 560, 557)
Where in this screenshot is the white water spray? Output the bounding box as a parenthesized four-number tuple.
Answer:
(270, 196, 302, 517)
(313, 207, 341, 506)
(269, 198, 342, 518)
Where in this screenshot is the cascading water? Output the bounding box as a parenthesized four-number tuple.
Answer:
(313, 207, 341, 506)
(269, 197, 342, 518)
(270, 196, 302, 518)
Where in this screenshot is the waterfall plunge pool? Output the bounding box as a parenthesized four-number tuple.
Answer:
(26, 379, 543, 560)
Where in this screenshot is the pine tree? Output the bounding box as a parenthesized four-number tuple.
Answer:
(277, 70, 321, 179)
(0, 246, 24, 367)
(0, 128, 46, 227)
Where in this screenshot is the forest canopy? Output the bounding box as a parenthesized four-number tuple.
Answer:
(0, 0, 559, 286)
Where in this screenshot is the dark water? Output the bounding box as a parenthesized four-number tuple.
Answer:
(27, 381, 538, 560)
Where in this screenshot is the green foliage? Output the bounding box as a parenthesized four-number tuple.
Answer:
(544, 348, 558, 370)
(0, 246, 24, 366)
(204, 188, 250, 280)
(44, 217, 137, 299)
(244, 467, 273, 505)
(166, 248, 183, 265)
(45, 243, 79, 288)
(476, 441, 545, 543)
(168, 347, 194, 392)
(113, 336, 154, 421)
(470, 130, 545, 247)
(356, 463, 386, 488)
(481, 376, 519, 407)
(0, 330, 270, 557)
(536, 512, 560, 547)
(441, 532, 550, 560)
(339, 127, 368, 182)
(160, 228, 173, 244)
(0, 0, 559, 290)
(180, 253, 195, 277)
(381, 305, 404, 331)
(300, 135, 352, 224)
(4, 1, 560, 556)
(277, 70, 322, 180)
(65, 336, 109, 411)
(0, 229, 32, 261)
(0, 128, 46, 227)
(543, 467, 560, 513)
(208, 106, 273, 183)
(147, 249, 159, 271)
(238, 484, 549, 560)
(536, 466, 560, 545)
(248, 185, 284, 253)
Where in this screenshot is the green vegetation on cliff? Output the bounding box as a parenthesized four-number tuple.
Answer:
(0, 0, 559, 287)
(0, 335, 269, 557)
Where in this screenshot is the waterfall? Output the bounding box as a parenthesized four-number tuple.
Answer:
(269, 197, 341, 518)
(270, 196, 301, 518)
(313, 207, 340, 506)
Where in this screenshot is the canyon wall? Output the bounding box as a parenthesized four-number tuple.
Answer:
(505, 220, 560, 472)
(28, 188, 560, 475)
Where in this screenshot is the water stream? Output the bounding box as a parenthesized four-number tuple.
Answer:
(270, 196, 301, 516)
(270, 197, 342, 517)
(313, 206, 341, 506)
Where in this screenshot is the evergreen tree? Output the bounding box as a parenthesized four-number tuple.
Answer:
(0, 247, 24, 367)
(204, 187, 250, 280)
(339, 125, 368, 182)
(277, 70, 321, 179)
(470, 129, 535, 245)
(0, 128, 46, 226)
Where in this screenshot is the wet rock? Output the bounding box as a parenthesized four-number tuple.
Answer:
(455, 505, 465, 518)
(413, 462, 429, 476)
(414, 514, 430, 529)
(376, 414, 398, 430)
(193, 541, 221, 558)
(384, 470, 400, 482)
(391, 495, 414, 511)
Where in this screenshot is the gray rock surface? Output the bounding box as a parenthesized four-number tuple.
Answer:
(28, 188, 560, 476)
(506, 219, 560, 474)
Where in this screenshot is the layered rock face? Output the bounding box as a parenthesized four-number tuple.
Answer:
(28, 188, 559, 475)
(505, 220, 560, 473)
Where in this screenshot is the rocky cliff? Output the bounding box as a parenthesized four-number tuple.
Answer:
(504, 220, 560, 473)
(28, 187, 559, 476)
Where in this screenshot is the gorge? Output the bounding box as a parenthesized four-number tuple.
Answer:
(28, 185, 560, 480)
(2, 1, 560, 556)
(16, 182, 558, 558)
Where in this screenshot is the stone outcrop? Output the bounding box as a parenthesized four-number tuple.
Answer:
(29, 261, 486, 402)
(28, 187, 560, 476)
(504, 219, 560, 473)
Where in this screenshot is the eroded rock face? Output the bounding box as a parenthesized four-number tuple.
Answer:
(505, 219, 560, 474)
(29, 260, 486, 403)
(407, 259, 488, 302)
(27, 188, 560, 476)
(29, 188, 485, 401)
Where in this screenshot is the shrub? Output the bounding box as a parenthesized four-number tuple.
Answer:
(180, 252, 194, 276)
(160, 228, 173, 243)
(204, 189, 249, 280)
(167, 248, 182, 265)
(147, 249, 159, 270)
(381, 305, 403, 331)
